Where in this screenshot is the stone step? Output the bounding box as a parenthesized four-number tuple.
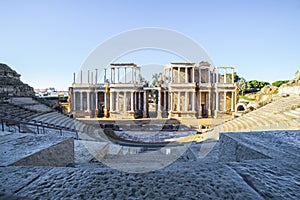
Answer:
(283, 111, 299, 119)
(289, 109, 300, 116)
(107, 144, 122, 155)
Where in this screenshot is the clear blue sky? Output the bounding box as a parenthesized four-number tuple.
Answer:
(0, 0, 299, 90)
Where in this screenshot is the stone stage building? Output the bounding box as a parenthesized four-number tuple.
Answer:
(69, 62, 236, 119)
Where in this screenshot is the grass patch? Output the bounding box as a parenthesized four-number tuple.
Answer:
(239, 96, 256, 101)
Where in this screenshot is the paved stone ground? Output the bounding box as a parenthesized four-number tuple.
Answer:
(0, 130, 299, 199)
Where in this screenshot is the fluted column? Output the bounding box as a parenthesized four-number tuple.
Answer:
(95, 92, 98, 110)
(223, 91, 227, 111)
(116, 92, 119, 112)
(208, 91, 211, 117)
(157, 90, 162, 118)
(124, 68, 127, 83)
(216, 91, 220, 111)
(138, 92, 141, 110)
(192, 67, 195, 83)
(185, 92, 188, 111)
(123, 92, 127, 111)
(163, 91, 167, 112)
(73, 91, 76, 111)
(192, 92, 195, 111)
(231, 92, 234, 111)
(104, 92, 107, 110)
(131, 92, 134, 112)
(177, 92, 180, 111)
(185, 67, 188, 83)
(80, 91, 83, 111)
(208, 68, 210, 84)
(231, 68, 234, 83)
(117, 68, 120, 83)
(216, 68, 219, 83)
(198, 68, 201, 83)
(170, 92, 173, 111)
(199, 92, 202, 118)
(143, 91, 147, 117)
(110, 92, 113, 111)
(177, 67, 180, 83)
(224, 68, 227, 84)
(87, 92, 90, 111)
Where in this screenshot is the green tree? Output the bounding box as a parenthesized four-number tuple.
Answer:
(259, 81, 270, 88)
(248, 80, 259, 89)
(151, 73, 162, 87)
(272, 80, 289, 87)
(227, 72, 240, 82)
(238, 77, 247, 96)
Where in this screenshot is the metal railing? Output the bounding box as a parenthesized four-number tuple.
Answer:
(1, 118, 78, 139)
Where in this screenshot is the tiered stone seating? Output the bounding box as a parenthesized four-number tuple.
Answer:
(220, 96, 300, 132)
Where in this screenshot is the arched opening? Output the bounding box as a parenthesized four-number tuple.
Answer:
(236, 103, 246, 112)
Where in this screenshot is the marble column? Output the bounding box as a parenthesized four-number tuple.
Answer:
(163, 91, 167, 112)
(185, 67, 188, 83)
(198, 68, 201, 83)
(208, 91, 211, 117)
(110, 92, 113, 111)
(143, 91, 147, 117)
(123, 92, 127, 111)
(117, 68, 120, 83)
(80, 91, 83, 111)
(192, 92, 195, 111)
(177, 92, 180, 111)
(116, 92, 119, 112)
(170, 92, 173, 111)
(104, 92, 107, 110)
(216, 68, 219, 83)
(124, 68, 127, 83)
(171, 67, 174, 83)
(131, 67, 134, 83)
(157, 90, 162, 118)
(134, 68, 136, 83)
(224, 68, 227, 84)
(110, 68, 113, 83)
(185, 92, 188, 111)
(208, 68, 210, 84)
(224, 91, 227, 111)
(138, 92, 142, 110)
(192, 67, 195, 83)
(73, 91, 76, 111)
(131, 92, 134, 112)
(87, 92, 90, 111)
(177, 67, 180, 83)
(199, 92, 202, 118)
(232, 68, 234, 83)
(95, 92, 98, 110)
(231, 92, 235, 111)
(215, 91, 219, 113)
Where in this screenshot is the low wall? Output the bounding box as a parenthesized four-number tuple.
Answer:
(0, 132, 74, 167)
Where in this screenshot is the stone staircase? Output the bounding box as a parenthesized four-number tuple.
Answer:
(220, 96, 300, 132)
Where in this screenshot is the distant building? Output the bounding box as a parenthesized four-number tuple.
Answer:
(69, 62, 237, 119)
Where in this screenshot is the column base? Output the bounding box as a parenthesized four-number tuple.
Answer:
(104, 109, 109, 118)
(157, 111, 162, 118)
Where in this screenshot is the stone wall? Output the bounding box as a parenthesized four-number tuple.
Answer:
(278, 85, 300, 96)
(0, 63, 34, 97)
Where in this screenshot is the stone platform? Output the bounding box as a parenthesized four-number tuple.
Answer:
(0, 131, 74, 167)
(0, 130, 299, 199)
